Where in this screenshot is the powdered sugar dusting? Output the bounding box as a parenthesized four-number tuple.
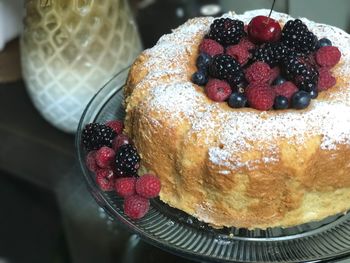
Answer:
(129, 9, 350, 171)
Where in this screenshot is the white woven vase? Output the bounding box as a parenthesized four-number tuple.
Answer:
(21, 0, 142, 133)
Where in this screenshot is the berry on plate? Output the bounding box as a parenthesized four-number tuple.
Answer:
(136, 174, 161, 199)
(115, 177, 137, 198)
(208, 18, 245, 45)
(209, 54, 244, 86)
(228, 92, 247, 108)
(96, 170, 115, 191)
(273, 95, 289, 110)
(192, 70, 208, 86)
(115, 144, 140, 176)
(317, 67, 336, 91)
(225, 44, 250, 65)
(95, 146, 116, 168)
(112, 134, 131, 152)
(82, 123, 116, 151)
(86, 151, 98, 172)
(273, 81, 298, 101)
(291, 90, 311, 109)
(124, 195, 150, 219)
(105, 120, 124, 135)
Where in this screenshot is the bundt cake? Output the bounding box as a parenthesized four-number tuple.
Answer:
(124, 9, 350, 229)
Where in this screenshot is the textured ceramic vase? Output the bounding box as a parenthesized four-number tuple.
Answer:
(21, 0, 142, 133)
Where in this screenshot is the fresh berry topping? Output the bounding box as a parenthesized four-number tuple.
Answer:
(112, 134, 131, 151)
(282, 55, 319, 84)
(273, 95, 289, 110)
(281, 19, 318, 54)
(239, 37, 256, 51)
(86, 151, 98, 172)
(299, 80, 317, 92)
(82, 123, 116, 151)
(317, 67, 336, 91)
(309, 89, 318, 99)
(115, 177, 136, 198)
(208, 18, 245, 45)
(96, 170, 115, 191)
(228, 92, 247, 108)
(246, 84, 275, 111)
(226, 44, 250, 65)
(199, 39, 224, 57)
(123, 195, 150, 219)
(273, 81, 298, 101)
(209, 54, 244, 86)
(115, 144, 140, 176)
(196, 53, 212, 70)
(291, 90, 311, 109)
(248, 15, 282, 43)
(105, 120, 124, 135)
(269, 67, 281, 84)
(272, 75, 286, 86)
(251, 42, 292, 66)
(205, 79, 232, 102)
(315, 46, 341, 67)
(245, 61, 272, 83)
(95, 146, 116, 168)
(317, 38, 332, 49)
(191, 70, 208, 86)
(136, 174, 161, 199)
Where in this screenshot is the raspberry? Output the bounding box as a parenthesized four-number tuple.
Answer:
(124, 195, 150, 219)
(273, 81, 298, 101)
(226, 45, 250, 65)
(96, 170, 115, 191)
(105, 120, 124, 135)
(115, 177, 136, 197)
(246, 83, 275, 111)
(245, 62, 271, 83)
(95, 146, 116, 168)
(112, 134, 131, 151)
(317, 68, 336, 91)
(239, 37, 255, 51)
(199, 39, 224, 57)
(96, 168, 115, 179)
(315, 46, 341, 67)
(205, 79, 232, 102)
(136, 174, 161, 198)
(86, 151, 98, 172)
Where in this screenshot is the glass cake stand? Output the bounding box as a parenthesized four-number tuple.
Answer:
(76, 68, 350, 262)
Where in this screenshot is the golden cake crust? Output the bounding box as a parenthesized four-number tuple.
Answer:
(124, 10, 350, 229)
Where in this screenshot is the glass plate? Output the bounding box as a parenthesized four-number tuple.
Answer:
(76, 68, 350, 263)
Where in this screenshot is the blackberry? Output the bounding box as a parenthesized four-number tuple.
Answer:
(281, 19, 318, 54)
(251, 43, 293, 66)
(115, 144, 140, 176)
(208, 18, 245, 45)
(209, 54, 244, 86)
(282, 55, 318, 84)
(82, 123, 116, 151)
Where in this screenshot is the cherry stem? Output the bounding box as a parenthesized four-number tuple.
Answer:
(268, 0, 276, 18)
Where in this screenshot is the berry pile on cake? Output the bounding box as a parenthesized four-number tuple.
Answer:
(121, 10, 350, 229)
(191, 16, 341, 111)
(82, 121, 161, 219)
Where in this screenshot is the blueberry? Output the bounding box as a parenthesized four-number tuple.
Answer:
(317, 38, 332, 49)
(299, 81, 317, 92)
(292, 91, 311, 109)
(191, 70, 208, 86)
(228, 92, 247, 108)
(196, 53, 212, 70)
(272, 76, 286, 86)
(309, 88, 318, 99)
(273, 95, 289, 110)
